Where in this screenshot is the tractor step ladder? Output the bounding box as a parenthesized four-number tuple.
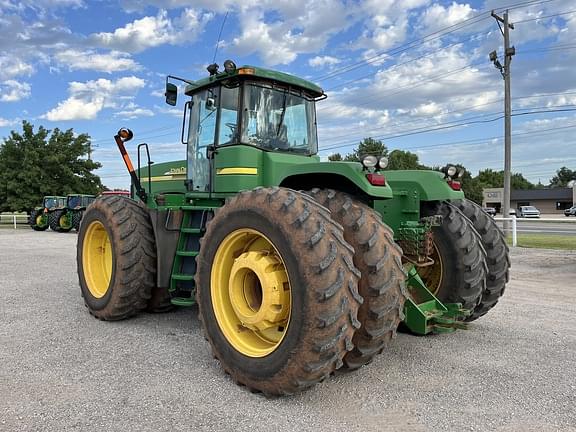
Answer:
(169, 205, 217, 306)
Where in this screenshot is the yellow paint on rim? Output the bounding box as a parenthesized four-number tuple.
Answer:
(35, 215, 43, 225)
(82, 220, 113, 298)
(417, 242, 443, 295)
(216, 167, 258, 175)
(211, 228, 291, 357)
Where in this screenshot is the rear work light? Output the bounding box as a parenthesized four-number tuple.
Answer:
(447, 180, 461, 191)
(366, 173, 386, 186)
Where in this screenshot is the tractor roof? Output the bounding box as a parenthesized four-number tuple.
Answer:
(67, 194, 95, 198)
(45, 195, 66, 199)
(184, 65, 324, 98)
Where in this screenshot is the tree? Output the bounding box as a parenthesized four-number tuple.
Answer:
(328, 153, 343, 161)
(549, 167, 576, 188)
(444, 163, 484, 204)
(386, 149, 424, 170)
(344, 137, 388, 162)
(476, 168, 534, 190)
(0, 121, 104, 212)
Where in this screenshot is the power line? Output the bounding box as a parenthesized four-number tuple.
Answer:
(311, 0, 559, 83)
(320, 108, 576, 154)
(318, 98, 576, 143)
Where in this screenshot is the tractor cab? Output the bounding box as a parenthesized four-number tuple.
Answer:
(67, 194, 95, 209)
(165, 62, 326, 194)
(43, 196, 66, 210)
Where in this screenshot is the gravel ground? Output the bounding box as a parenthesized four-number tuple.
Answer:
(1, 230, 575, 432)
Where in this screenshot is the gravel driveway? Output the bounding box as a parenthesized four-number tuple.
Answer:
(1, 230, 575, 432)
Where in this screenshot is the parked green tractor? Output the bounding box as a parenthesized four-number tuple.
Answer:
(76, 61, 509, 395)
(50, 194, 96, 232)
(29, 196, 66, 231)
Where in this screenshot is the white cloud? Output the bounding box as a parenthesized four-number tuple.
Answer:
(119, 0, 235, 13)
(309, 55, 341, 68)
(43, 97, 104, 121)
(42, 76, 146, 121)
(0, 80, 31, 102)
(54, 49, 140, 73)
(231, 0, 351, 65)
(90, 8, 213, 53)
(115, 104, 154, 119)
(0, 117, 19, 127)
(420, 2, 475, 33)
(0, 56, 34, 80)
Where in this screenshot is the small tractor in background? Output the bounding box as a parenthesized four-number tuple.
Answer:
(29, 196, 66, 231)
(76, 61, 509, 395)
(50, 194, 96, 232)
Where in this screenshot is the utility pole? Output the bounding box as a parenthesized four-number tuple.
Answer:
(490, 10, 515, 227)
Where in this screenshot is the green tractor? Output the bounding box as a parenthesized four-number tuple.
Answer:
(50, 194, 96, 232)
(29, 196, 66, 231)
(76, 61, 509, 395)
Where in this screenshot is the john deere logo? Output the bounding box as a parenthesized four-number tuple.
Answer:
(164, 167, 186, 175)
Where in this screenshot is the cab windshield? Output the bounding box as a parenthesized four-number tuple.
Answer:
(68, 196, 81, 208)
(241, 83, 318, 154)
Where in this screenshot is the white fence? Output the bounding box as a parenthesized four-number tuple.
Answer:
(494, 216, 576, 247)
(494, 217, 517, 247)
(0, 213, 29, 229)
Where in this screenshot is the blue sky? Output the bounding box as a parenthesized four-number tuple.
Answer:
(1, 0, 575, 189)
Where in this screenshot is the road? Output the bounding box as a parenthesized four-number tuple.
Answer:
(1, 231, 575, 432)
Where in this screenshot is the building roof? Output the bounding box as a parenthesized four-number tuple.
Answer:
(511, 188, 572, 200)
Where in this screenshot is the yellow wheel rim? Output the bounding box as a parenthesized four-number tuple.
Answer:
(417, 242, 443, 295)
(82, 220, 113, 298)
(36, 215, 43, 225)
(211, 228, 291, 358)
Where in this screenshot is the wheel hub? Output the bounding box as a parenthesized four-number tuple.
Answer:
(229, 251, 289, 332)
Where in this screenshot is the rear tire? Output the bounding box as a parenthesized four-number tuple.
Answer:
(196, 187, 361, 395)
(77, 195, 156, 321)
(307, 189, 406, 370)
(420, 202, 487, 311)
(58, 210, 73, 233)
(451, 199, 509, 321)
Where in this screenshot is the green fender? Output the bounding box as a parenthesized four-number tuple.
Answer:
(277, 161, 393, 199)
(384, 170, 464, 201)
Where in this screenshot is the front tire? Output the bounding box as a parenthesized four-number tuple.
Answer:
(196, 187, 361, 395)
(307, 189, 406, 370)
(77, 195, 156, 320)
(419, 202, 487, 311)
(48, 210, 62, 231)
(29, 209, 48, 231)
(451, 199, 509, 321)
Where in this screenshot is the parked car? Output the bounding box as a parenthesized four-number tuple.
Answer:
(517, 205, 541, 218)
(564, 205, 576, 216)
(482, 207, 497, 216)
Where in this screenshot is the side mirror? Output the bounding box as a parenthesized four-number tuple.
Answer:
(165, 83, 177, 106)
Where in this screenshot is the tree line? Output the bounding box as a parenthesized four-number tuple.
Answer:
(0, 121, 104, 212)
(329, 137, 576, 204)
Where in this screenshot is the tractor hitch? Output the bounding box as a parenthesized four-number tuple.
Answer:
(403, 266, 470, 335)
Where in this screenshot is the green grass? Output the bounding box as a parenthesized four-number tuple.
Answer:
(507, 234, 576, 250)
